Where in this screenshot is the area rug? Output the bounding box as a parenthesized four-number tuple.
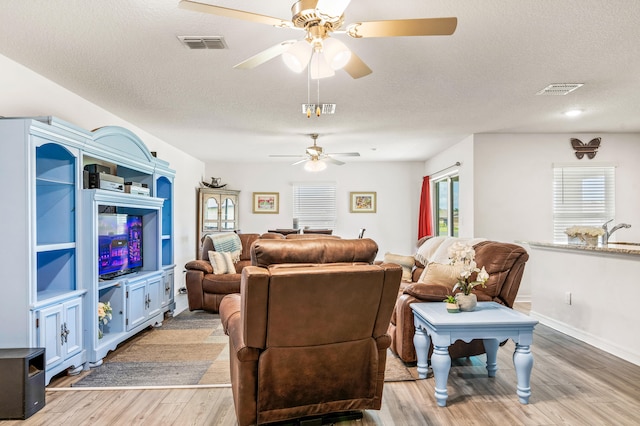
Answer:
(71, 310, 415, 388)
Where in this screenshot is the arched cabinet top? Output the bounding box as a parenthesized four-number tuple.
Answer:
(92, 126, 155, 163)
(88, 126, 175, 177)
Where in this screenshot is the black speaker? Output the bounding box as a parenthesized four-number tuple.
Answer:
(0, 348, 46, 420)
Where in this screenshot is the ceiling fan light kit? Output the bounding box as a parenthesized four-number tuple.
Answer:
(179, 0, 456, 79)
(281, 40, 312, 72)
(304, 158, 328, 172)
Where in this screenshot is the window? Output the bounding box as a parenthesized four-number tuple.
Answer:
(434, 174, 459, 237)
(292, 183, 337, 230)
(552, 165, 615, 242)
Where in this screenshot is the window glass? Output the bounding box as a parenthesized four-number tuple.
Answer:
(292, 183, 337, 230)
(434, 174, 459, 237)
(552, 165, 615, 242)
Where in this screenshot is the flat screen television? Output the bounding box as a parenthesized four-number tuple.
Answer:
(98, 213, 143, 279)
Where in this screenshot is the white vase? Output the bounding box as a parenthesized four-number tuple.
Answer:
(455, 293, 477, 312)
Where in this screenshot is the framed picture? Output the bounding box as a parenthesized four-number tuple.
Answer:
(350, 192, 377, 213)
(252, 192, 279, 214)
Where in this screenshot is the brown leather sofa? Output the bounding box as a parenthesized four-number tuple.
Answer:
(219, 238, 402, 426)
(185, 233, 341, 312)
(184, 233, 261, 312)
(388, 238, 529, 364)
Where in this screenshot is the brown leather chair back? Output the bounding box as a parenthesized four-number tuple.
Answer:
(220, 238, 402, 425)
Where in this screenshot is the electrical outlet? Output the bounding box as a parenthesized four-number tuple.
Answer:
(564, 291, 572, 305)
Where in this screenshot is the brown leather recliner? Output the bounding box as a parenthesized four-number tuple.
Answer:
(219, 238, 402, 426)
(184, 233, 262, 312)
(388, 239, 529, 364)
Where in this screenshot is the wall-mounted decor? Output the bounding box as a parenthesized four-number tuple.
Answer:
(350, 192, 377, 213)
(253, 192, 279, 214)
(570, 137, 600, 159)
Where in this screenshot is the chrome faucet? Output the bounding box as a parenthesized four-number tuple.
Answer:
(602, 219, 632, 244)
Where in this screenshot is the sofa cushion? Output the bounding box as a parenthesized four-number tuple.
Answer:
(208, 251, 236, 274)
(418, 262, 463, 290)
(383, 252, 415, 282)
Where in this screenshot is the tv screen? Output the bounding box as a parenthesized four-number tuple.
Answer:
(98, 213, 143, 279)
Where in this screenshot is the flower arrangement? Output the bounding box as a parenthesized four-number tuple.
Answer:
(98, 301, 113, 339)
(447, 241, 490, 295)
(564, 226, 605, 237)
(565, 226, 604, 246)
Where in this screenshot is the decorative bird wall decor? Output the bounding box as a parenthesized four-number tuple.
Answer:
(570, 137, 601, 159)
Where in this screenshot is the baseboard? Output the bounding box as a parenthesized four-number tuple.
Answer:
(530, 310, 640, 367)
(514, 294, 531, 303)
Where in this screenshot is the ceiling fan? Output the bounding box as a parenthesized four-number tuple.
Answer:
(178, 0, 457, 79)
(269, 134, 360, 171)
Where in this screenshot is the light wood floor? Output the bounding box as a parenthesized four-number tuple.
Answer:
(3, 303, 640, 426)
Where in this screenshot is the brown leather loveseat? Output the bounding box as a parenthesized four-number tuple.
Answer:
(219, 238, 402, 426)
(388, 237, 529, 363)
(184, 233, 261, 312)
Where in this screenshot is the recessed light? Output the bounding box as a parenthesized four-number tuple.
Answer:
(563, 109, 583, 117)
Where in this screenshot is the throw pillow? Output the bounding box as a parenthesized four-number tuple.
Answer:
(430, 237, 488, 264)
(414, 236, 448, 266)
(418, 262, 463, 291)
(208, 251, 236, 275)
(384, 252, 415, 282)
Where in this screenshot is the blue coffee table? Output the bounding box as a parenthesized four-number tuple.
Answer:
(411, 301, 538, 407)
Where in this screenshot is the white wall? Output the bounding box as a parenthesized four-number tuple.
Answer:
(206, 161, 425, 258)
(0, 53, 205, 296)
(473, 133, 640, 243)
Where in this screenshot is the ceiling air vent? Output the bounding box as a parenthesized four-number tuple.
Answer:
(301, 104, 336, 115)
(177, 36, 228, 50)
(536, 83, 584, 96)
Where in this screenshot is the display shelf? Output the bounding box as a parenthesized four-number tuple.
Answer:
(157, 176, 173, 266)
(97, 285, 125, 341)
(36, 248, 75, 301)
(35, 143, 75, 184)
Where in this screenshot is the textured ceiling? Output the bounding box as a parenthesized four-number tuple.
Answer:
(1, 1, 639, 163)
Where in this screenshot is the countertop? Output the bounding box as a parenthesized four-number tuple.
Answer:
(522, 241, 640, 256)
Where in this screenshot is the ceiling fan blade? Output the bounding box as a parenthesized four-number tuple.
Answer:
(291, 158, 309, 166)
(234, 40, 297, 69)
(178, 0, 291, 28)
(346, 17, 458, 38)
(326, 152, 360, 157)
(342, 52, 372, 79)
(324, 156, 345, 166)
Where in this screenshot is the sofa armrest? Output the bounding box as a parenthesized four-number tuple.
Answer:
(375, 334, 392, 350)
(185, 259, 213, 274)
(403, 282, 451, 301)
(220, 294, 260, 362)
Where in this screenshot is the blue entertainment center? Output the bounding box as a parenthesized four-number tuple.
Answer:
(0, 117, 175, 384)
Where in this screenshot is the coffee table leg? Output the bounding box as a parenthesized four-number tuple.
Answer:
(413, 326, 430, 379)
(431, 345, 451, 407)
(513, 344, 534, 404)
(483, 338, 499, 377)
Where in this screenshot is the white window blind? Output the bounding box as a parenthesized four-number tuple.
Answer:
(552, 165, 615, 242)
(292, 183, 337, 230)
